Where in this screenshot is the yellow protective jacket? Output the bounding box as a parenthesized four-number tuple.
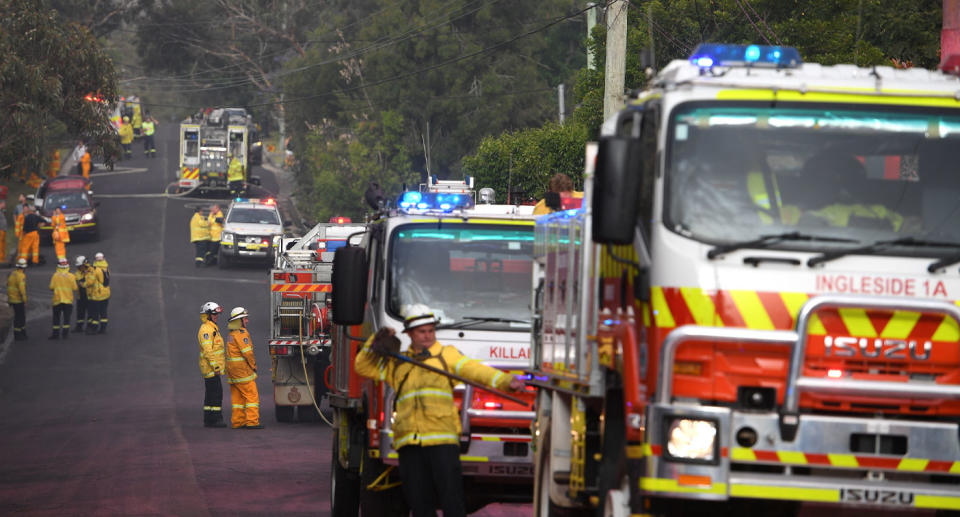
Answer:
(533, 191, 584, 215)
(118, 123, 134, 145)
(226, 324, 257, 384)
(198, 317, 225, 378)
(49, 268, 78, 305)
(354, 336, 513, 449)
(190, 212, 210, 242)
(142, 120, 155, 136)
(208, 209, 224, 241)
(51, 211, 70, 243)
(73, 268, 87, 296)
(6, 269, 26, 304)
(93, 260, 110, 299)
(227, 158, 244, 182)
(84, 267, 107, 301)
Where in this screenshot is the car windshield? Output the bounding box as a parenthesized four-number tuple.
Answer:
(387, 224, 534, 330)
(664, 102, 960, 254)
(228, 207, 279, 225)
(44, 191, 90, 211)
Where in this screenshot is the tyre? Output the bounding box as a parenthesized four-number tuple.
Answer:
(275, 404, 294, 422)
(359, 445, 408, 517)
(331, 429, 361, 517)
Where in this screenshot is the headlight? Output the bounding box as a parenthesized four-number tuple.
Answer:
(222, 233, 234, 243)
(81, 213, 94, 222)
(666, 418, 717, 462)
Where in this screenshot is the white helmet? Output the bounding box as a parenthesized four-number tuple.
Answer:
(75, 255, 86, 267)
(15, 258, 27, 269)
(57, 258, 69, 268)
(201, 301, 222, 315)
(402, 304, 438, 331)
(229, 307, 249, 322)
(94, 252, 105, 261)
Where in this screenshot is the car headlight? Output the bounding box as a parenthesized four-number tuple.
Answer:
(222, 233, 234, 243)
(81, 213, 94, 222)
(666, 418, 717, 462)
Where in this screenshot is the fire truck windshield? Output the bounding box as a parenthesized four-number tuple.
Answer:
(665, 102, 960, 256)
(387, 224, 534, 330)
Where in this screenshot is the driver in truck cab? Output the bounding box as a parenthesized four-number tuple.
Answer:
(354, 304, 525, 517)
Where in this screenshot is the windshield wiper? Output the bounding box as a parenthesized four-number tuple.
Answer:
(439, 316, 531, 330)
(808, 237, 960, 268)
(707, 231, 857, 259)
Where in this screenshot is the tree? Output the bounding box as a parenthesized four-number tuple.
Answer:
(0, 0, 119, 178)
(48, 0, 136, 38)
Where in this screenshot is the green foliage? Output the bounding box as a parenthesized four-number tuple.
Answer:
(463, 121, 588, 204)
(298, 110, 416, 222)
(0, 0, 118, 178)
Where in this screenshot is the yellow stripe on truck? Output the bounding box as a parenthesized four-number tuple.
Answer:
(729, 483, 839, 503)
(640, 477, 726, 496)
(915, 494, 960, 510)
(717, 89, 960, 108)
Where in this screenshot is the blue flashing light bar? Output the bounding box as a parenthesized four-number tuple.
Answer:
(689, 43, 801, 69)
(398, 191, 474, 212)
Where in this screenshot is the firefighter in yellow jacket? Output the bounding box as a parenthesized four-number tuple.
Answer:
(226, 307, 262, 429)
(354, 304, 524, 517)
(207, 205, 224, 266)
(92, 252, 110, 333)
(82, 258, 105, 335)
(227, 156, 244, 197)
(198, 302, 227, 428)
(51, 207, 70, 262)
(190, 206, 211, 267)
(7, 259, 28, 340)
(48, 258, 77, 339)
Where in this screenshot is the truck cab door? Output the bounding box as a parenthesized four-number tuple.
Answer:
(228, 125, 248, 176)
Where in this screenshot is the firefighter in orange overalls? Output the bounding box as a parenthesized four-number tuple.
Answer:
(51, 207, 70, 261)
(226, 307, 262, 429)
(16, 205, 41, 265)
(80, 149, 92, 179)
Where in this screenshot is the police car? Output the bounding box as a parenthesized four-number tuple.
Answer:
(218, 198, 283, 268)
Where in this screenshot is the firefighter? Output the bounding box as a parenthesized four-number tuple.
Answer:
(80, 148, 92, 179)
(51, 206, 70, 262)
(354, 304, 525, 517)
(227, 156, 244, 197)
(207, 204, 224, 266)
(48, 258, 77, 339)
(82, 257, 104, 334)
(0, 200, 7, 264)
(533, 173, 583, 215)
(142, 114, 156, 158)
(92, 252, 110, 333)
(118, 116, 134, 159)
(7, 259, 27, 341)
(17, 205, 41, 265)
(73, 255, 88, 333)
(226, 307, 262, 429)
(198, 302, 227, 428)
(47, 149, 61, 178)
(189, 206, 211, 267)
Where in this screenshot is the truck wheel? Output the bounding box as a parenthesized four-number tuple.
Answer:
(359, 447, 408, 517)
(331, 429, 361, 517)
(275, 405, 294, 422)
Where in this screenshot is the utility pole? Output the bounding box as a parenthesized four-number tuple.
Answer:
(586, 3, 599, 70)
(278, 92, 285, 167)
(603, 0, 628, 120)
(558, 84, 566, 124)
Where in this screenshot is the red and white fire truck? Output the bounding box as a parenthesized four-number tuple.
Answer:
(530, 44, 960, 516)
(268, 220, 365, 422)
(329, 178, 539, 515)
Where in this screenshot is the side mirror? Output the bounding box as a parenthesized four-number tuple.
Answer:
(331, 246, 368, 325)
(592, 112, 644, 244)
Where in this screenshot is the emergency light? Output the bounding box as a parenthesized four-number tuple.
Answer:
(689, 43, 801, 69)
(398, 191, 474, 212)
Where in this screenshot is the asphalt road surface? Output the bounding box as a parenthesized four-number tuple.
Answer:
(0, 126, 528, 516)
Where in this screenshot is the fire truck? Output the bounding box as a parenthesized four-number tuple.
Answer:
(177, 108, 251, 193)
(530, 44, 960, 516)
(268, 220, 366, 422)
(329, 178, 539, 515)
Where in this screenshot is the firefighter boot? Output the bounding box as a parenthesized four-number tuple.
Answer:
(61, 327, 69, 339)
(85, 323, 99, 335)
(13, 329, 25, 341)
(204, 410, 227, 428)
(48, 329, 60, 340)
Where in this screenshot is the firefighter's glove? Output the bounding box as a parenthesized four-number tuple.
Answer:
(370, 328, 400, 358)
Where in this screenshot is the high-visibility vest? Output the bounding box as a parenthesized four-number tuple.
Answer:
(227, 158, 244, 182)
(142, 120, 155, 136)
(52, 211, 70, 243)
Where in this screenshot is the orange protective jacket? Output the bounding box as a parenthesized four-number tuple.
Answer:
(52, 211, 70, 243)
(226, 324, 257, 384)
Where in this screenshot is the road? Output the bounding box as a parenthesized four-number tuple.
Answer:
(0, 126, 527, 516)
